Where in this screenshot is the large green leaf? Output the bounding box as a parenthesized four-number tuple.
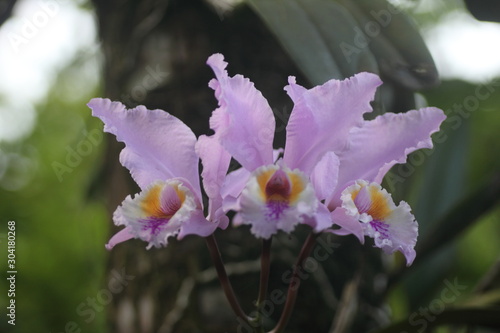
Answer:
(416, 177, 500, 264)
(336, 0, 439, 90)
(247, 0, 378, 85)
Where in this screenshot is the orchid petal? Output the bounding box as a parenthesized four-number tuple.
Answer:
(302, 203, 334, 233)
(177, 209, 218, 239)
(88, 98, 201, 195)
(379, 201, 417, 266)
(196, 135, 231, 226)
(105, 228, 135, 250)
(333, 107, 446, 201)
(311, 151, 339, 201)
(220, 167, 251, 212)
(329, 208, 364, 243)
(283, 73, 382, 175)
(207, 54, 275, 171)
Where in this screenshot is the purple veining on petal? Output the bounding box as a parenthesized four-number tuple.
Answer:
(161, 186, 183, 216)
(266, 200, 289, 221)
(369, 220, 390, 239)
(140, 185, 184, 237)
(141, 216, 171, 236)
(353, 186, 371, 214)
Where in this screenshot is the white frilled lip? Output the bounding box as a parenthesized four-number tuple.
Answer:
(234, 164, 318, 239)
(331, 180, 418, 266)
(106, 179, 217, 250)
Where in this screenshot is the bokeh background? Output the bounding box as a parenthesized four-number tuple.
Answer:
(0, 0, 499, 332)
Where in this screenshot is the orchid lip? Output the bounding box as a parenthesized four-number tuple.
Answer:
(141, 216, 173, 236)
(336, 180, 418, 266)
(266, 200, 288, 221)
(137, 182, 185, 235)
(109, 179, 200, 249)
(265, 169, 291, 202)
(369, 220, 390, 240)
(237, 164, 318, 239)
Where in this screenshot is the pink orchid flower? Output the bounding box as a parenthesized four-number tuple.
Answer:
(206, 54, 320, 239)
(285, 77, 446, 266)
(88, 99, 230, 250)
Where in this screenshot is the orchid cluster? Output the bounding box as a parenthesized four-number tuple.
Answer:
(88, 53, 445, 332)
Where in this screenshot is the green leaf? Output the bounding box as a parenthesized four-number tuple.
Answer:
(246, 0, 378, 84)
(416, 176, 500, 264)
(337, 0, 439, 90)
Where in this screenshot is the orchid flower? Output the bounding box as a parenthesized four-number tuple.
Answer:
(285, 77, 446, 266)
(206, 54, 352, 239)
(87, 98, 230, 250)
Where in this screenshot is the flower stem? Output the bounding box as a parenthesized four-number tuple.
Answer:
(205, 234, 250, 324)
(257, 238, 272, 306)
(249, 238, 273, 329)
(268, 232, 319, 333)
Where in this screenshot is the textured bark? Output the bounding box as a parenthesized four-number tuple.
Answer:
(91, 0, 386, 332)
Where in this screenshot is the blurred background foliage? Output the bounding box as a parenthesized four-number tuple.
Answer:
(0, 51, 108, 333)
(0, 0, 499, 332)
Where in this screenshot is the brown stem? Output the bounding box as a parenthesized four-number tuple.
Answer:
(257, 238, 272, 306)
(268, 232, 319, 333)
(205, 234, 250, 324)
